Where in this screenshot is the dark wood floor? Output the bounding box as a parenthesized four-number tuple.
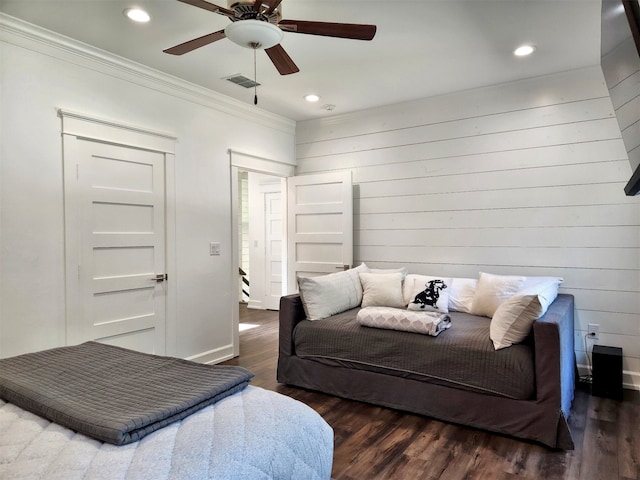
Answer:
(222, 304, 640, 480)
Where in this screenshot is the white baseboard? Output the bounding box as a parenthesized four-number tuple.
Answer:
(186, 344, 235, 365)
(577, 363, 640, 391)
(247, 299, 263, 310)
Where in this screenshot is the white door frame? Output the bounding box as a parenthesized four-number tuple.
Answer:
(59, 110, 178, 356)
(229, 149, 294, 357)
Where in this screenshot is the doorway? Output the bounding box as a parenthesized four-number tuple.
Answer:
(229, 150, 294, 357)
(229, 152, 354, 358)
(237, 171, 284, 311)
(61, 110, 177, 355)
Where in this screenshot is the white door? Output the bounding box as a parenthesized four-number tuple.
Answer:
(286, 171, 353, 292)
(64, 136, 167, 354)
(263, 188, 283, 310)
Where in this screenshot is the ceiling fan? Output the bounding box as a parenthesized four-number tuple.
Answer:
(164, 0, 377, 75)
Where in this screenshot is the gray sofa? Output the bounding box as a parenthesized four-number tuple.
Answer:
(278, 293, 576, 449)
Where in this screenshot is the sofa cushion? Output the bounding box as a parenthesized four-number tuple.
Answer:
(490, 295, 542, 350)
(297, 263, 369, 320)
(471, 272, 526, 318)
(448, 277, 477, 313)
(365, 265, 409, 280)
(359, 272, 405, 308)
(405, 276, 451, 313)
(518, 276, 563, 318)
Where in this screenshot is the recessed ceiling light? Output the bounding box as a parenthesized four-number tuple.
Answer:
(514, 45, 535, 57)
(124, 8, 150, 23)
(304, 94, 320, 102)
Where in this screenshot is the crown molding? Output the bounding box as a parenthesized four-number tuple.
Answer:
(0, 13, 296, 135)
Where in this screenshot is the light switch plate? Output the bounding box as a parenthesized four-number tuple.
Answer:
(209, 242, 221, 256)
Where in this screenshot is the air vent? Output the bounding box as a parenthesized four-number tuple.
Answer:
(225, 74, 260, 88)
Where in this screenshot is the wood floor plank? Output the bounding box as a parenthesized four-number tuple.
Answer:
(563, 383, 591, 479)
(618, 393, 640, 480)
(579, 418, 619, 480)
(225, 304, 640, 480)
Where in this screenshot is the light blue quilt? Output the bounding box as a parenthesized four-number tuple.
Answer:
(0, 386, 333, 480)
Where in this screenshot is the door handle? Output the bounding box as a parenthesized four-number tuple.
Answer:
(151, 274, 168, 283)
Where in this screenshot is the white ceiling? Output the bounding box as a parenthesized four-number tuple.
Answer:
(0, 0, 604, 121)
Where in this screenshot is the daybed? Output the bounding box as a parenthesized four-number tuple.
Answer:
(0, 341, 333, 479)
(277, 268, 576, 450)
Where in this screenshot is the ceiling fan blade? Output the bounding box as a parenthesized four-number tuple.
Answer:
(163, 30, 226, 55)
(278, 19, 376, 40)
(263, 0, 284, 16)
(177, 0, 235, 18)
(265, 44, 300, 75)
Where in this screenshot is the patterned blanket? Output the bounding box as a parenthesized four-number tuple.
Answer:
(357, 306, 451, 336)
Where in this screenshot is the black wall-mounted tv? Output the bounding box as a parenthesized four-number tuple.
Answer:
(601, 0, 640, 196)
(625, 161, 640, 195)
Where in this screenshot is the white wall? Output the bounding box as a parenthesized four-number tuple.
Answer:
(296, 67, 640, 390)
(0, 16, 295, 361)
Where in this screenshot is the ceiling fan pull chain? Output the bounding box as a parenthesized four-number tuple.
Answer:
(254, 46, 258, 105)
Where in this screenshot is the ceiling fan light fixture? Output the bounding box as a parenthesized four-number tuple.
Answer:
(514, 44, 535, 57)
(225, 20, 283, 49)
(124, 8, 150, 23)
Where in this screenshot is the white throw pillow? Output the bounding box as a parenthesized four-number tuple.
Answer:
(359, 272, 405, 308)
(490, 295, 542, 350)
(517, 276, 563, 318)
(448, 277, 478, 313)
(471, 272, 526, 318)
(297, 263, 369, 320)
(367, 266, 409, 280)
(405, 276, 451, 313)
(402, 275, 452, 305)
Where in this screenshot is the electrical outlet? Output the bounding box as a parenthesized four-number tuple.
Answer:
(209, 242, 221, 256)
(587, 323, 599, 339)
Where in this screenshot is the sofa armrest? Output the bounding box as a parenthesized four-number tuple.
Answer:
(279, 294, 307, 357)
(532, 294, 575, 418)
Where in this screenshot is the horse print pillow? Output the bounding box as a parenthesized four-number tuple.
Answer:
(407, 276, 451, 313)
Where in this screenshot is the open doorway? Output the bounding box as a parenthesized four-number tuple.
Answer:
(229, 151, 294, 358)
(230, 154, 354, 359)
(238, 171, 284, 311)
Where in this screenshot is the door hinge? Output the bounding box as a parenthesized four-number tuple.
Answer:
(152, 273, 168, 283)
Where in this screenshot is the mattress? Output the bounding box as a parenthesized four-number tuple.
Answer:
(293, 309, 535, 400)
(0, 386, 334, 480)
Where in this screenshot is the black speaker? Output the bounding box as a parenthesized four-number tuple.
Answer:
(592, 345, 623, 400)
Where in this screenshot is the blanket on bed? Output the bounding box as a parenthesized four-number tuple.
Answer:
(0, 386, 334, 480)
(0, 342, 253, 445)
(357, 306, 452, 336)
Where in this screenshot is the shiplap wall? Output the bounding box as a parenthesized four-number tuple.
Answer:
(295, 66, 640, 390)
